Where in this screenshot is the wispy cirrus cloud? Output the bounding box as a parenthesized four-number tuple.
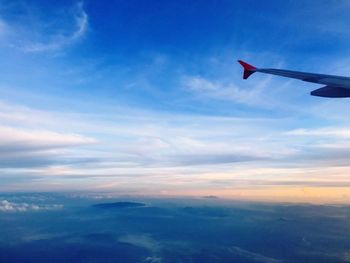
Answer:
(0, 19, 8, 37)
(22, 2, 88, 52)
(0, 1, 88, 52)
(286, 127, 350, 138)
(183, 74, 273, 106)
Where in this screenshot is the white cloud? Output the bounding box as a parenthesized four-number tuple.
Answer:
(183, 74, 273, 107)
(0, 200, 63, 212)
(119, 234, 162, 262)
(229, 246, 282, 263)
(0, 103, 97, 168)
(119, 234, 160, 252)
(287, 127, 350, 138)
(0, 125, 96, 150)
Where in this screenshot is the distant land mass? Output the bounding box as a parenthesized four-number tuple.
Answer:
(203, 195, 219, 199)
(92, 201, 146, 209)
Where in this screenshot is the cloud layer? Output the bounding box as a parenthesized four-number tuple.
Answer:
(0, 200, 63, 212)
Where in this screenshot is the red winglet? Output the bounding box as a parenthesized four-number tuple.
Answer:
(238, 60, 257, 79)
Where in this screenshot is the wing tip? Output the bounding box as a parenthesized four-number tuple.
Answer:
(238, 60, 257, 71)
(238, 60, 257, 79)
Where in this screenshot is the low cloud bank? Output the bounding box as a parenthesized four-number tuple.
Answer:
(0, 200, 63, 212)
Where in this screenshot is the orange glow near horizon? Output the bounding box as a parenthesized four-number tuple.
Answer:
(153, 186, 350, 204)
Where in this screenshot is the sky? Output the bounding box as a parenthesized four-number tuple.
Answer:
(1, 0, 350, 202)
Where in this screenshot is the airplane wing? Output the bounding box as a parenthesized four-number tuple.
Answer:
(238, 60, 350, 98)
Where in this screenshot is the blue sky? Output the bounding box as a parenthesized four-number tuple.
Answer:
(1, 0, 350, 202)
